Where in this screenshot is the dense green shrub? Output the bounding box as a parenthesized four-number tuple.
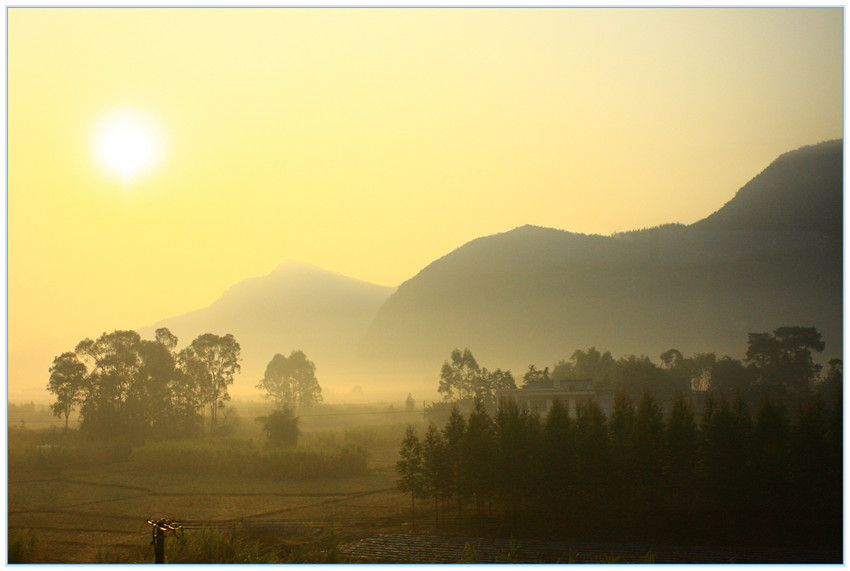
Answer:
(256, 407, 300, 448)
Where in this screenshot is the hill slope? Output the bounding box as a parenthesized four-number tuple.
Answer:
(692, 139, 843, 246)
(359, 140, 843, 375)
(139, 261, 395, 396)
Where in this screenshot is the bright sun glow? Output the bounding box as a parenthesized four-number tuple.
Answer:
(93, 110, 162, 184)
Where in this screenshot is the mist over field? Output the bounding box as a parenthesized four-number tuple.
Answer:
(120, 139, 842, 405)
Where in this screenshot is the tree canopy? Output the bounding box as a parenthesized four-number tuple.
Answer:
(256, 350, 322, 409)
(47, 328, 241, 441)
(438, 348, 515, 406)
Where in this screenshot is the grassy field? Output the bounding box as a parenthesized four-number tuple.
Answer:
(9, 400, 842, 564)
(7, 403, 424, 564)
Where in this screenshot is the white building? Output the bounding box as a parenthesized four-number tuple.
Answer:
(495, 379, 614, 418)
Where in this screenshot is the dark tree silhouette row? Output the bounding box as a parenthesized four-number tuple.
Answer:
(399, 391, 841, 548)
(403, 327, 842, 549)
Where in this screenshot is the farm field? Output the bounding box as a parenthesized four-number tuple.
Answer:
(7, 405, 421, 564)
(9, 465, 406, 563)
(8, 402, 844, 564)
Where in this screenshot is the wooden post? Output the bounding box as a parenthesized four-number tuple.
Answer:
(154, 525, 165, 564)
(147, 518, 180, 564)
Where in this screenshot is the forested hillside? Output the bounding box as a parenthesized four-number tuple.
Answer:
(360, 140, 842, 376)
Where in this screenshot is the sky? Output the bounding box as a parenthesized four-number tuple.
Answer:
(6, 7, 844, 402)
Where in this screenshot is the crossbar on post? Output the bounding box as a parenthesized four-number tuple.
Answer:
(146, 518, 181, 564)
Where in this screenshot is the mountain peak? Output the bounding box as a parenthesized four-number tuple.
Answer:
(269, 259, 336, 277)
(690, 139, 842, 244)
(273, 259, 319, 271)
(362, 140, 843, 370)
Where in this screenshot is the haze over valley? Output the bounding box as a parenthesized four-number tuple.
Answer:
(134, 139, 842, 402)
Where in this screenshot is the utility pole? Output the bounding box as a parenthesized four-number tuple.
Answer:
(146, 518, 181, 564)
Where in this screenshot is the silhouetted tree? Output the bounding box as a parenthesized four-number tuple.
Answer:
(752, 397, 790, 505)
(176, 345, 209, 428)
(614, 355, 678, 402)
(632, 392, 664, 506)
(155, 327, 178, 352)
(541, 398, 575, 512)
(659, 348, 684, 369)
(460, 399, 496, 516)
(395, 328, 844, 550)
(574, 401, 608, 508)
(791, 397, 832, 510)
(405, 393, 416, 412)
(439, 348, 480, 402)
(396, 425, 425, 528)
(521, 364, 550, 388)
(494, 398, 541, 522)
(256, 350, 322, 410)
(256, 407, 300, 448)
(47, 352, 86, 431)
(185, 333, 241, 430)
(421, 423, 451, 530)
(476, 368, 516, 407)
(135, 338, 180, 437)
(64, 329, 203, 441)
(553, 347, 616, 389)
(710, 356, 756, 398)
(664, 394, 698, 502)
(820, 359, 843, 492)
(702, 394, 753, 508)
(607, 393, 635, 503)
(746, 327, 825, 398)
(75, 330, 145, 440)
(442, 406, 466, 513)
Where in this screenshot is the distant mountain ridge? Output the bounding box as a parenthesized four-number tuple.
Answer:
(692, 139, 842, 246)
(359, 140, 843, 376)
(139, 261, 395, 392)
(140, 140, 842, 399)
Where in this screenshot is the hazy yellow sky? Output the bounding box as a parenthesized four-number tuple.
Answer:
(7, 7, 844, 401)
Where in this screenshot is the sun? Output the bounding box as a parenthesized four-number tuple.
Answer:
(93, 109, 163, 185)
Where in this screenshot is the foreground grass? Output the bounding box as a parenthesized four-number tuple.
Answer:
(8, 529, 39, 564)
(7, 424, 402, 563)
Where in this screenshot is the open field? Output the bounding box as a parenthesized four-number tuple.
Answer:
(8, 402, 843, 564)
(9, 464, 407, 563)
(7, 404, 421, 564)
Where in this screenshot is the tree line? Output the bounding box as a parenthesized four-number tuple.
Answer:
(434, 326, 837, 413)
(47, 328, 322, 443)
(398, 389, 841, 548)
(406, 326, 841, 547)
